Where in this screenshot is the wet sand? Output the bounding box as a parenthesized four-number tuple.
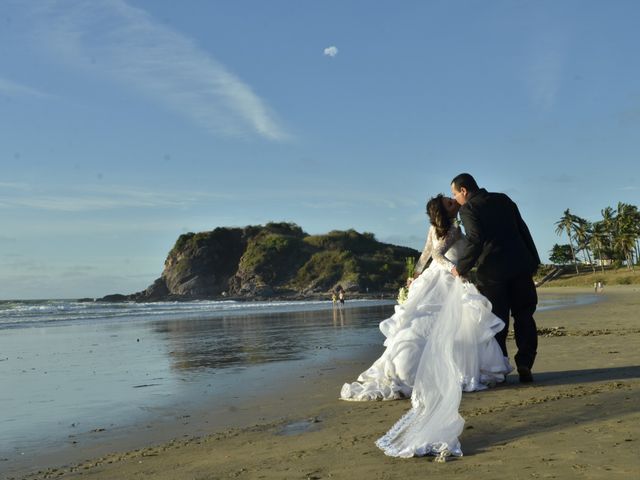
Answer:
(11, 286, 640, 480)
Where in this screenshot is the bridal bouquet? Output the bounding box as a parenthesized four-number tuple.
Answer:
(397, 286, 408, 304)
(397, 257, 416, 304)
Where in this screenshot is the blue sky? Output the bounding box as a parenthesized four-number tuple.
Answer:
(1, 0, 638, 300)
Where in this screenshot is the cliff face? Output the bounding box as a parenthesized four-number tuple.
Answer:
(119, 222, 419, 301)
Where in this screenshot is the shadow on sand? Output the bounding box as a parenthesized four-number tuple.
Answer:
(463, 365, 639, 456)
(526, 365, 640, 387)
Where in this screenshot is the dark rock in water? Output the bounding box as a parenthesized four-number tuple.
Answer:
(100, 294, 129, 302)
(99, 222, 419, 302)
(136, 278, 169, 301)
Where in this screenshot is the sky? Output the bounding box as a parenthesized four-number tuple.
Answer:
(1, 0, 639, 300)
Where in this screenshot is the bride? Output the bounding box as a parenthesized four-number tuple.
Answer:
(340, 194, 512, 459)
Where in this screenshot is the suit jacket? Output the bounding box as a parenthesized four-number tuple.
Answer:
(457, 189, 540, 285)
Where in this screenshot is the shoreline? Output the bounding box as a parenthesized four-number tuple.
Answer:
(8, 286, 640, 479)
(83, 291, 400, 304)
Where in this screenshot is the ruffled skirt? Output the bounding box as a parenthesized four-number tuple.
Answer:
(340, 264, 512, 457)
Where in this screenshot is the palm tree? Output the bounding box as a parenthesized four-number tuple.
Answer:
(555, 209, 579, 274)
(623, 204, 640, 265)
(615, 202, 637, 270)
(600, 207, 616, 236)
(600, 206, 617, 265)
(573, 215, 595, 273)
(555, 204, 638, 272)
(590, 221, 608, 273)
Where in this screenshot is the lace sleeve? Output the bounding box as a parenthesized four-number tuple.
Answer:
(431, 226, 459, 272)
(413, 227, 434, 275)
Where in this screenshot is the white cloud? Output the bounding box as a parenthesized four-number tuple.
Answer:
(0, 183, 234, 212)
(323, 46, 338, 57)
(0, 182, 31, 190)
(0, 77, 49, 98)
(23, 0, 289, 141)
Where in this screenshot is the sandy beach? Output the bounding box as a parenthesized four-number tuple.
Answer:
(11, 286, 640, 480)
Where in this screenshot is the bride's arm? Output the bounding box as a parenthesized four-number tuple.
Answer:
(413, 226, 434, 276)
(431, 226, 458, 272)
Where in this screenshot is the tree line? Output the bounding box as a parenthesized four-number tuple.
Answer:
(551, 202, 639, 273)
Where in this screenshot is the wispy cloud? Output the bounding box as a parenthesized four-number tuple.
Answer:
(301, 200, 354, 210)
(524, 30, 567, 111)
(2, 195, 180, 212)
(538, 173, 576, 184)
(0, 176, 426, 219)
(617, 106, 640, 126)
(0, 181, 31, 190)
(0, 77, 49, 98)
(0, 256, 52, 273)
(0, 183, 233, 212)
(238, 188, 419, 210)
(525, 51, 563, 111)
(24, 0, 289, 141)
(323, 46, 338, 57)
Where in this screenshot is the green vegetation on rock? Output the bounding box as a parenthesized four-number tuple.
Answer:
(294, 250, 353, 291)
(239, 232, 310, 285)
(123, 222, 420, 301)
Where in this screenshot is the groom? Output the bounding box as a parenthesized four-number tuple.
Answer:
(450, 173, 540, 383)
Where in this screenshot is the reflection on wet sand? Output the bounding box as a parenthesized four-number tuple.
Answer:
(151, 292, 597, 374)
(153, 305, 393, 372)
(333, 305, 345, 327)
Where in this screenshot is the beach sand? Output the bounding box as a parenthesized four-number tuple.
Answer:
(15, 286, 640, 480)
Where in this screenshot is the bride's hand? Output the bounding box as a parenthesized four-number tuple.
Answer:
(406, 277, 414, 287)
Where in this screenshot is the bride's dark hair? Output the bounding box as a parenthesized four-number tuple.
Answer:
(426, 194, 451, 240)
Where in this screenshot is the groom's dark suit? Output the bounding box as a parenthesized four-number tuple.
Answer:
(456, 188, 541, 370)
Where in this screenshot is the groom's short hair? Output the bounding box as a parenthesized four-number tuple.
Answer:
(451, 173, 479, 193)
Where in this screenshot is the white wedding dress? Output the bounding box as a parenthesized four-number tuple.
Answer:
(340, 224, 512, 458)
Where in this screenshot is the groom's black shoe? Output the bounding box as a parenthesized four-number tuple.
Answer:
(517, 366, 533, 383)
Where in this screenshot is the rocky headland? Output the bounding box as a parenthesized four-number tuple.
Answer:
(96, 222, 419, 302)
